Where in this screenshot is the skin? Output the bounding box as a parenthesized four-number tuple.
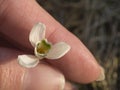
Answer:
(0, 0, 101, 90)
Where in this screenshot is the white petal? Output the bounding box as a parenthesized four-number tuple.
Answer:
(29, 23, 46, 47)
(18, 55, 39, 68)
(46, 42, 71, 59)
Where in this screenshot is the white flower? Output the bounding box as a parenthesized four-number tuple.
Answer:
(18, 23, 71, 68)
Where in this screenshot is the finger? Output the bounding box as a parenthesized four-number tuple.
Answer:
(0, 0, 103, 83)
(0, 47, 65, 90)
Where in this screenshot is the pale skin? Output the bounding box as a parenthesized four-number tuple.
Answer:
(0, 0, 101, 90)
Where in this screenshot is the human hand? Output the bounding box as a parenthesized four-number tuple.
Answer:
(0, 0, 104, 90)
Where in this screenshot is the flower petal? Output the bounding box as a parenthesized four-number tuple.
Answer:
(29, 23, 46, 47)
(46, 42, 71, 59)
(18, 55, 39, 68)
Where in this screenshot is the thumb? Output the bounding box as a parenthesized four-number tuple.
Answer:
(0, 47, 65, 90)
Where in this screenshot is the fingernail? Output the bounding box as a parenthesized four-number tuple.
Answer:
(64, 81, 79, 90)
(96, 66, 105, 81)
(22, 64, 65, 90)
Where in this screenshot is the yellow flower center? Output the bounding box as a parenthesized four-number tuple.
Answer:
(36, 40, 51, 56)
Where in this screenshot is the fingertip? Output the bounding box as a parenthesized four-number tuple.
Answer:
(22, 63, 65, 90)
(47, 29, 102, 83)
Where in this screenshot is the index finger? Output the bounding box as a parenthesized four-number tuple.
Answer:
(0, 0, 103, 83)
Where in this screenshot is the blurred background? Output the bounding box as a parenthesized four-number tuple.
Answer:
(37, 0, 120, 90)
